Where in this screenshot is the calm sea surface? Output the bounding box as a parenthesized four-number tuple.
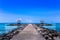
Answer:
(0, 23, 60, 35)
(43, 23, 60, 32)
(0, 23, 19, 35)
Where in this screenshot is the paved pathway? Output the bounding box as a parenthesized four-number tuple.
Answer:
(11, 24, 45, 40)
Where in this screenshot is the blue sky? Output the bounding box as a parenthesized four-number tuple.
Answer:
(0, 0, 60, 23)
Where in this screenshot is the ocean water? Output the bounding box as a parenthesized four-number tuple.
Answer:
(0, 23, 19, 35)
(43, 26, 56, 30)
(0, 23, 6, 35)
(56, 23, 60, 32)
(43, 23, 60, 32)
(0, 23, 60, 35)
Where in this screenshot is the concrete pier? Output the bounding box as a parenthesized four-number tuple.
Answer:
(11, 24, 60, 40)
(11, 24, 45, 40)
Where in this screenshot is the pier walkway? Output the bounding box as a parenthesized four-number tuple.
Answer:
(11, 24, 45, 40)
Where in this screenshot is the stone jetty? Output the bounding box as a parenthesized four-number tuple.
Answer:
(11, 24, 60, 40)
(11, 24, 44, 40)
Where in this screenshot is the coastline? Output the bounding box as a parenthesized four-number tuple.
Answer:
(0, 23, 60, 40)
